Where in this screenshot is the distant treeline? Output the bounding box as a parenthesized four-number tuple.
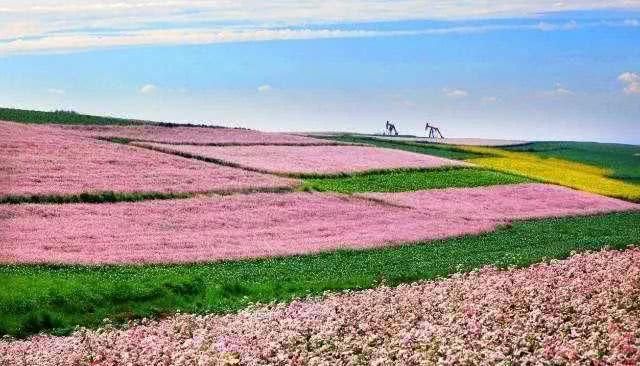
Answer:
(0, 107, 235, 128)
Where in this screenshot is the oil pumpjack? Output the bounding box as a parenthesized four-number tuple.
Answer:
(425, 122, 444, 139)
(384, 121, 399, 136)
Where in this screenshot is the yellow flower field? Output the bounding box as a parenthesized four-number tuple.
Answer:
(459, 146, 640, 202)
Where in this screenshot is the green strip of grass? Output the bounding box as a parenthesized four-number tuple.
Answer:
(0, 186, 298, 205)
(1, 212, 638, 338)
(322, 135, 489, 160)
(0, 191, 193, 205)
(301, 167, 533, 193)
(504, 141, 640, 185)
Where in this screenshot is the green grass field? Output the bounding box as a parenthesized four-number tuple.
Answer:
(302, 167, 532, 193)
(0, 108, 145, 126)
(1, 212, 638, 338)
(505, 141, 640, 184)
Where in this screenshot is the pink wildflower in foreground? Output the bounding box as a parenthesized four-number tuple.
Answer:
(0, 121, 297, 197)
(1, 184, 636, 264)
(2, 248, 639, 365)
(54, 124, 335, 145)
(134, 143, 469, 174)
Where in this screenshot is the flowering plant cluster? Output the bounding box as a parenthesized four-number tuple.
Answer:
(2, 247, 638, 365)
(2, 184, 636, 264)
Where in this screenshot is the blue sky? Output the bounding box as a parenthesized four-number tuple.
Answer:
(0, 1, 639, 143)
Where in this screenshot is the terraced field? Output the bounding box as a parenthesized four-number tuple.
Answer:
(0, 112, 638, 364)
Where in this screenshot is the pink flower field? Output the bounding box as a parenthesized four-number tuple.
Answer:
(2, 184, 636, 264)
(2, 247, 638, 365)
(0, 121, 298, 197)
(364, 183, 638, 220)
(54, 124, 337, 145)
(134, 143, 469, 174)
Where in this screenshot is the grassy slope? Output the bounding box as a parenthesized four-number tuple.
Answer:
(302, 167, 532, 193)
(505, 141, 640, 184)
(322, 135, 487, 160)
(0, 108, 144, 126)
(1, 212, 638, 338)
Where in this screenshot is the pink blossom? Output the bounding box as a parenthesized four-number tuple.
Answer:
(2, 248, 638, 365)
(0, 121, 298, 197)
(1, 184, 636, 264)
(53, 124, 336, 145)
(134, 143, 469, 174)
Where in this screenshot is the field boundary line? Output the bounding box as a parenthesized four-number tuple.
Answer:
(0, 186, 297, 205)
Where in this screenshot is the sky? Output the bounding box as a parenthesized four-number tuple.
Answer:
(0, 1, 639, 143)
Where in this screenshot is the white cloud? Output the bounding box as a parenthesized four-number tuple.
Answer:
(535, 20, 578, 31)
(1, 1, 635, 26)
(0, 1, 639, 55)
(481, 96, 498, 103)
(443, 88, 468, 98)
(618, 72, 640, 94)
(543, 83, 574, 96)
(46, 88, 64, 94)
(0, 28, 410, 55)
(139, 84, 157, 94)
(257, 84, 272, 93)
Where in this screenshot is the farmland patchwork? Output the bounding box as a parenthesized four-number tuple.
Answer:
(1, 117, 639, 359)
(0, 121, 298, 200)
